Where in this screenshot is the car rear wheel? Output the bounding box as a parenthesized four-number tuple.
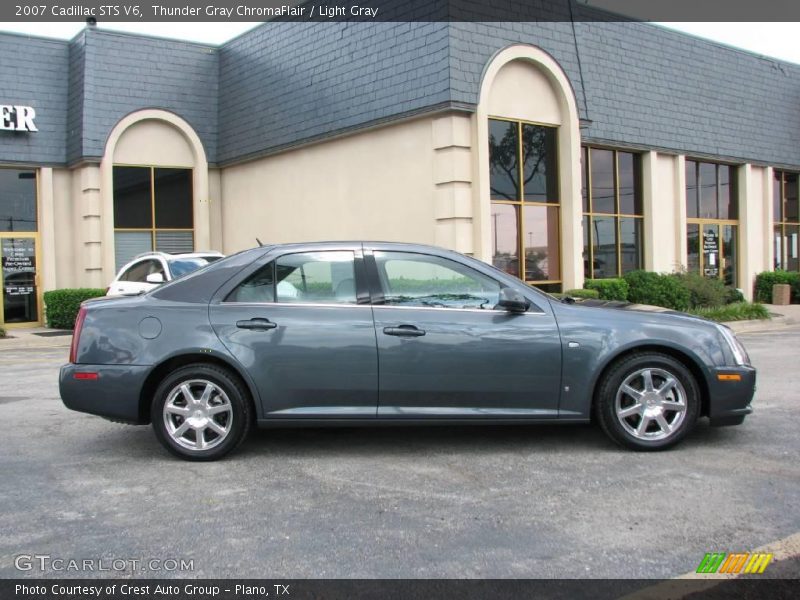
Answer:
(595, 352, 700, 451)
(151, 364, 252, 461)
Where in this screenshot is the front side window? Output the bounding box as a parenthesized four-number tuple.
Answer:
(374, 251, 501, 310)
(773, 170, 799, 272)
(113, 166, 193, 270)
(489, 118, 561, 293)
(685, 160, 739, 285)
(582, 147, 643, 279)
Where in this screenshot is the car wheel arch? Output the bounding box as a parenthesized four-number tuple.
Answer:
(138, 353, 259, 424)
(589, 343, 711, 420)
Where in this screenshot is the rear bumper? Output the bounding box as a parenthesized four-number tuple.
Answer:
(708, 365, 756, 427)
(59, 363, 150, 424)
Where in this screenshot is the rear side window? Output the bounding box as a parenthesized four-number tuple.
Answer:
(122, 259, 164, 282)
(226, 262, 276, 303)
(225, 251, 357, 304)
(276, 252, 356, 304)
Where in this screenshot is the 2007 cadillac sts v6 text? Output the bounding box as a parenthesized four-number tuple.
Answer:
(60, 242, 756, 460)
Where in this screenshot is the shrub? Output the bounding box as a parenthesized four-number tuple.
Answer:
(43, 288, 106, 329)
(584, 278, 629, 301)
(624, 270, 690, 312)
(671, 272, 727, 308)
(725, 286, 745, 305)
(564, 288, 600, 300)
(753, 271, 800, 303)
(689, 302, 770, 323)
(0, 326, 5, 338)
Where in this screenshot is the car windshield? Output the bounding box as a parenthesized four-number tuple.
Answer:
(168, 256, 222, 278)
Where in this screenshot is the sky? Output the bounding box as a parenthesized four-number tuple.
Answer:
(0, 21, 798, 64)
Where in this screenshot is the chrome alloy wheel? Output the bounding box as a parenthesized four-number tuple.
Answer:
(162, 379, 233, 451)
(614, 368, 687, 441)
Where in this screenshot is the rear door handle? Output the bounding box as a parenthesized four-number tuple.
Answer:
(236, 318, 277, 331)
(383, 324, 426, 337)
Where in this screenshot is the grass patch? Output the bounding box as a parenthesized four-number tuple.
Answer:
(689, 302, 770, 323)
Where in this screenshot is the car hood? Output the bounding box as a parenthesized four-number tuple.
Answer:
(567, 298, 714, 325)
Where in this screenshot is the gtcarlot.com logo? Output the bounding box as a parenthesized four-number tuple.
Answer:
(14, 554, 194, 573)
(696, 552, 773, 574)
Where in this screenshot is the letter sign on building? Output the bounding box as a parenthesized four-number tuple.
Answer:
(0, 105, 38, 132)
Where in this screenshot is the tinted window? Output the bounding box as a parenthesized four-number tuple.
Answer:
(375, 251, 501, 310)
(0, 169, 36, 232)
(154, 168, 193, 228)
(114, 167, 152, 228)
(123, 259, 164, 283)
(227, 262, 276, 303)
(276, 252, 356, 304)
(168, 257, 215, 279)
(488, 119, 518, 200)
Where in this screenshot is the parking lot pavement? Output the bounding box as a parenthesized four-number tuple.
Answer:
(1, 328, 798, 580)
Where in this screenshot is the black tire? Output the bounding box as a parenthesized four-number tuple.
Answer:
(151, 363, 252, 461)
(595, 352, 700, 451)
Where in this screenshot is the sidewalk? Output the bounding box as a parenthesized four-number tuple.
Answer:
(1, 304, 798, 350)
(0, 326, 73, 350)
(727, 303, 800, 334)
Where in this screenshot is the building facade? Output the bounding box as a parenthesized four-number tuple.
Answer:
(1, 19, 798, 327)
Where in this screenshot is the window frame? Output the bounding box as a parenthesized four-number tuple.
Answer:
(489, 116, 562, 290)
(685, 159, 740, 284)
(113, 165, 194, 267)
(223, 250, 368, 306)
(582, 146, 644, 280)
(773, 169, 800, 272)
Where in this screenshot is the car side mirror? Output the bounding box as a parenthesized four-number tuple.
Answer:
(497, 287, 530, 313)
(146, 273, 165, 284)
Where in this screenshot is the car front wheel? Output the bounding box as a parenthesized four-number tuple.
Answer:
(596, 352, 700, 450)
(151, 364, 252, 461)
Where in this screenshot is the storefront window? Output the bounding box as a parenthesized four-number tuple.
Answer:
(582, 147, 643, 279)
(685, 160, 739, 285)
(113, 166, 193, 270)
(0, 169, 39, 325)
(774, 170, 799, 272)
(489, 118, 560, 292)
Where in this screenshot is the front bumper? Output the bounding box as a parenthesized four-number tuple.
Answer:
(59, 363, 151, 424)
(707, 365, 756, 427)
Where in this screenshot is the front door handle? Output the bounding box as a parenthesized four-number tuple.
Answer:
(236, 318, 277, 331)
(383, 324, 426, 337)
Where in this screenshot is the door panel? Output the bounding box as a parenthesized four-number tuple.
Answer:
(373, 307, 562, 417)
(367, 250, 562, 417)
(209, 249, 378, 418)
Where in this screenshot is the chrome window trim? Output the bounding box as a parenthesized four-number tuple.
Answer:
(219, 300, 546, 315)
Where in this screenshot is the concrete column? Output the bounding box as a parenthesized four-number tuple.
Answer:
(675, 155, 688, 270)
(763, 166, 775, 271)
(77, 165, 105, 288)
(37, 167, 58, 291)
(208, 168, 223, 252)
(641, 151, 658, 271)
(432, 114, 473, 255)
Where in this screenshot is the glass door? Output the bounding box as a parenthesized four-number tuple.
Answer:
(0, 235, 40, 326)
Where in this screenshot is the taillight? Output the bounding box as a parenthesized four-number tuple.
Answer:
(70, 306, 87, 364)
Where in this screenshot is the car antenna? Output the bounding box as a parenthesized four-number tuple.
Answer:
(256, 237, 263, 247)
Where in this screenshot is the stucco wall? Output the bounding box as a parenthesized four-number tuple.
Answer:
(219, 117, 437, 253)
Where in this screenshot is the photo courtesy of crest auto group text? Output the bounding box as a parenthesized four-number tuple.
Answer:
(1, 1, 799, 599)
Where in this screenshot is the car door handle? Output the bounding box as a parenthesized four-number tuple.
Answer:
(383, 325, 426, 337)
(236, 318, 277, 331)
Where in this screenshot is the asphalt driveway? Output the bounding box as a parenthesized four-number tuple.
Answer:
(0, 327, 798, 579)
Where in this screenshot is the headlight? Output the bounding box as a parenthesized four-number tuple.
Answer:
(717, 324, 750, 366)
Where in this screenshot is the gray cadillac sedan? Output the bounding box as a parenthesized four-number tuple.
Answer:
(60, 242, 755, 461)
